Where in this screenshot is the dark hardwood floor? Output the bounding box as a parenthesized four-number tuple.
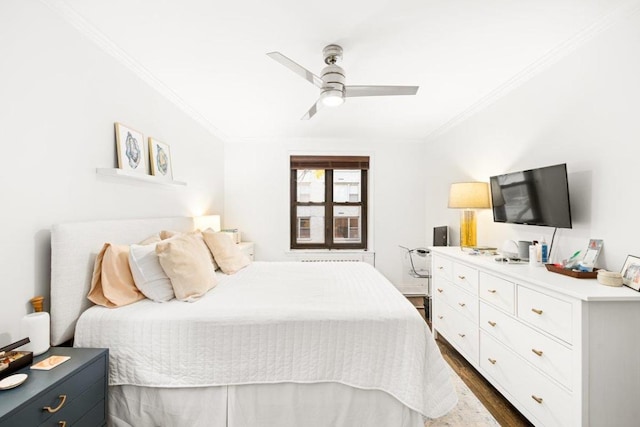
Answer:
(435, 335, 533, 427)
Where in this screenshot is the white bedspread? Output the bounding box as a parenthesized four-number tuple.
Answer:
(75, 262, 457, 418)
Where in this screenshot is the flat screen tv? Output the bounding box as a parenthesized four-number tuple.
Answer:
(490, 163, 572, 228)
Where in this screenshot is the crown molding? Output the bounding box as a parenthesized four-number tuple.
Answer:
(40, 0, 229, 142)
(424, 0, 640, 143)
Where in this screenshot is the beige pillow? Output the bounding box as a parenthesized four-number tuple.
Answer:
(156, 232, 217, 301)
(202, 230, 250, 274)
(160, 229, 219, 270)
(88, 243, 145, 308)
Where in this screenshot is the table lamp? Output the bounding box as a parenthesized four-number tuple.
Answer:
(448, 182, 491, 247)
(193, 215, 221, 232)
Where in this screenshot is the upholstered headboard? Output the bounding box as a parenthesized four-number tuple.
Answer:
(50, 216, 195, 345)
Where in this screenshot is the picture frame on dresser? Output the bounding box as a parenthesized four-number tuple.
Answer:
(621, 254, 640, 291)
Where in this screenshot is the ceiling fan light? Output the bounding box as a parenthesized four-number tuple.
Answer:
(321, 90, 344, 107)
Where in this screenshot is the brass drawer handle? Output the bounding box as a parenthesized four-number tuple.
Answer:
(488, 358, 497, 365)
(531, 395, 543, 404)
(43, 394, 67, 413)
(458, 302, 466, 307)
(458, 275, 466, 280)
(487, 321, 497, 327)
(532, 348, 543, 357)
(458, 333, 466, 338)
(59, 422, 67, 427)
(531, 308, 543, 315)
(437, 288, 443, 293)
(487, 289, 497, 293)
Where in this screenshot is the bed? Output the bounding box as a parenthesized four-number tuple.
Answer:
(50, 217, 457, 427)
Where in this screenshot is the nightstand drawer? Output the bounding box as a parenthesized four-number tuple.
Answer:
(0, 355, 106, 427)
(39, 378, 105, 426)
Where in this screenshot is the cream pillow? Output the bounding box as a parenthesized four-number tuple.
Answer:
(88, 243, 145, 308)
(161, 229, 219, 270)
(202, 230, 250, 274)
(156, 232, 217, 301)
(129, 243, 175, 302)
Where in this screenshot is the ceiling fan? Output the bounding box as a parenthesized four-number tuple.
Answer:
(267, 44, 419, 120)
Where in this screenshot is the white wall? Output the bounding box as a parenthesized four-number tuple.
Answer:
(224, 138, 427, 287)
(425, 10, 640, 270)
(0, 1, 225, 345)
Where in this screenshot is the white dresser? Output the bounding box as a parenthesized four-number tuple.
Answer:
(431, 247, 640, 427)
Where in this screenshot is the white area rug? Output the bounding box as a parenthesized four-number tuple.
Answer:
(424, 367, 499, 427)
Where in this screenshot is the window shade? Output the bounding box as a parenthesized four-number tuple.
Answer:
(290, 155, 369, 170)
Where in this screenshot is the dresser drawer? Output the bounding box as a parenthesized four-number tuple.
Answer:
(480, 302, 572, 390)
(480, 331, 572, 427)
(517, 286, 573, 343)
(479, 272, 515, 314)
(40, 378, 105, 426)
(433, 278, 477, 323)
(434, 300, 479, 364)
(1, 357, 105, 427)
(453, 263, 478, 295)
(432, 255, 453, 281)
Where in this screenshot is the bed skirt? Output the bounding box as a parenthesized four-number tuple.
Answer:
(108, 382, 427, 427)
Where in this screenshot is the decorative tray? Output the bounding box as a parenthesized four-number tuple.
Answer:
(544, 264, 598, 279)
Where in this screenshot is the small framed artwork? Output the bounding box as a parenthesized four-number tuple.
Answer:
(148, 137, 173, 180)
(582, 239, 603, 266)
(115, 123, 147, 174)
(621, 255, 640, 291)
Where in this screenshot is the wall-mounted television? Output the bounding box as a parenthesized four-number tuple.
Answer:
(490, 163, 572, 229)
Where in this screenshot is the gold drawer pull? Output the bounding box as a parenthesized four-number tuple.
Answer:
(488, 358, 497, 365)
(458, 333, 466, 338)
(531, 395, 543, 404)
(531, 308, 543, 315)
(437, 315, 443, 319)
(532, 348, 543, 357)
(59, 422, 67, 427)
(43, 394, 67, 413)
(437, 288, 443, 293)
(487, 289, 497, 293)
(458, 275, 466, 280)
(458, 302, 466, 307)
(487, 321, 497, 327)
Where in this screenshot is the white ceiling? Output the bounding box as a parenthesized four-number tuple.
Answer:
(58, 0, 627, 141)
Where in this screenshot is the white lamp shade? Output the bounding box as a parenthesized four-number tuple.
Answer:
(448, 182, 491, 209)
(194, 215, 221, 232)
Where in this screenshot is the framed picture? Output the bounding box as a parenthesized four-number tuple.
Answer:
(621, 255, 640, 291)
(148, 137, 173, 180)
(115, 123, 147, 174)
(582, 239, 603, 266)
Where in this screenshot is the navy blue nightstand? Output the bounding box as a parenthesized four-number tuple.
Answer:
(0, 347, 108, 427)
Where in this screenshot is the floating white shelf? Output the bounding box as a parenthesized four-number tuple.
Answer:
(96, 168, 187, 186)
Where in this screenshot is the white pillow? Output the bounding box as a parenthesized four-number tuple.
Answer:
(129, 243, 175, 302)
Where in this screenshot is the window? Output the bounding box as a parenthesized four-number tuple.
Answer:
(298, 217, 311, 239)
(290, 156, 368, 249)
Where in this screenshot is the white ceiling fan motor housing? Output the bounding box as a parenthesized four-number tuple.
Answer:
(320, 44, 346, 106)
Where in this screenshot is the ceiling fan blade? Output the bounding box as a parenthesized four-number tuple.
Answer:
(301, 99, 324, 120)
(267, 52, 323, 88)
(344, 85, 419, 97)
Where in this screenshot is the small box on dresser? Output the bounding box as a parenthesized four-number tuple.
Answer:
(0, 347, 108, 427)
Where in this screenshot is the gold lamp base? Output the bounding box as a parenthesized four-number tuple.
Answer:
(460, 209, 477, 247)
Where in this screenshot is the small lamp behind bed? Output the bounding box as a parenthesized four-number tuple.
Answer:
(194, 215, 221, 232)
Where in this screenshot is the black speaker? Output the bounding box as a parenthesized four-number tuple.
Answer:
(433, 226, 448, 247)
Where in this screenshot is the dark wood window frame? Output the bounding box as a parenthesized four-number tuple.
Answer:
(290, 155, 368, 250)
